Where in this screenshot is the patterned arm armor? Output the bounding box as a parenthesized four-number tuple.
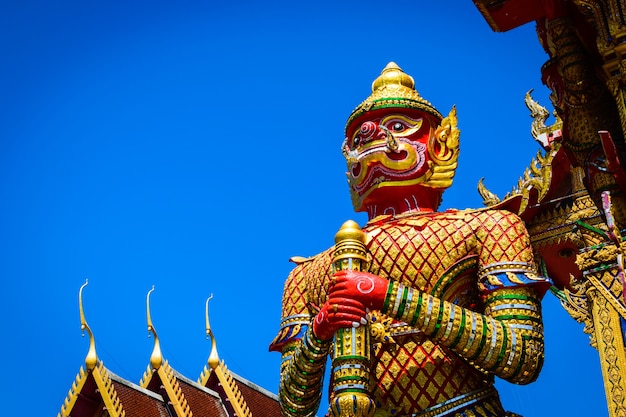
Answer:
(382, 263, 548, 384)
(270, 255, 334, 417)
(278, 324, 331, 417)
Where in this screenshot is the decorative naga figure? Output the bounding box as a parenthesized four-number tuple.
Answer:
(270, 63, 551, 417)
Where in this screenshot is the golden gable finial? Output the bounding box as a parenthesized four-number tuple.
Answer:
(197, 294, 252, 417)
(205, 294, 219, 370)
(78, 279, 97, 370)
(146, 285, 162, 370)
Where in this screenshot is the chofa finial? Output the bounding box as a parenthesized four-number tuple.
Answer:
(205, 294, 219, 370)
(146, 285, 163, 370)
(79, 279, 98, 370)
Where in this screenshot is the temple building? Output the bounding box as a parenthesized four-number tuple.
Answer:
(57, 2, 626, 416)
(471, 1, 626, 416)
(57, 283, 281, 417)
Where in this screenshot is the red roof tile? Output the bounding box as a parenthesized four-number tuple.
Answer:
(177, 373, 229, 417)
(233, 373, 282, 417)
(111, 374, 169, 417)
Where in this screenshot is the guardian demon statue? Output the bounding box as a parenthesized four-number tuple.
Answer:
(270, 63, 551, 417)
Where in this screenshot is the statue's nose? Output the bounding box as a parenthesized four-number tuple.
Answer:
(355, 121, 387, 148)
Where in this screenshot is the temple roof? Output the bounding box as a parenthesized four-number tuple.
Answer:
(473, 0, 547, 32)
(58, 283, 280, 417)
(203, 366, 282, 417)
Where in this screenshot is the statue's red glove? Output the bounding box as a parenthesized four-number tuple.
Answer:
(312, 298, 367, 341)
(311, 270, 390, 341)
(330, 270, 389, 311)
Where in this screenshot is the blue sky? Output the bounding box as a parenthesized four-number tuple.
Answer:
(0, 1, 607, 416)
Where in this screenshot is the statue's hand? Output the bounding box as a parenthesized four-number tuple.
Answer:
(312, 298, 367, 341)
(311, 271, 389, 341)
(330, 270, 389, 311)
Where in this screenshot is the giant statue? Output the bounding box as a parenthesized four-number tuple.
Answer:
(270, 62, 551, 417)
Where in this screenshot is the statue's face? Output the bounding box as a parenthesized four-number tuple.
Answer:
(344, 108, 440, 212)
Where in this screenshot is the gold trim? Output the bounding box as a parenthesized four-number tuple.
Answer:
(590, 290, 626, 417)
(212, 361, 252, 417)
(59, 361, 128, 417)
(57, 366, 89, 417)
(159, 361, 193, 417)
(93, 361, 127, 417)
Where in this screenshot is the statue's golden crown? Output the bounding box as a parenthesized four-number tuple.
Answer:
(346, 62, 443, 131)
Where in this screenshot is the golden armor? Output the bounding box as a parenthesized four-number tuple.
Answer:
(270, 63, 550, 417)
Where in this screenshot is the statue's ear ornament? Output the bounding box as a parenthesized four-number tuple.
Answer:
(425, 106, 460, 189)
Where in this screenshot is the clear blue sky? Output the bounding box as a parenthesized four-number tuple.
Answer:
(0, 1, 607, 416)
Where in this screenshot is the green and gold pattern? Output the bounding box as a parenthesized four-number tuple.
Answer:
(271, 209, 549, 416)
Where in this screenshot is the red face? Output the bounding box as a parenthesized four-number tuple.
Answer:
(344, 108, 443, 216)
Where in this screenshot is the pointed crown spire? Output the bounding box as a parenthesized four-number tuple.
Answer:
(371, 61, 415, 92)
(346, 62, 443, 132)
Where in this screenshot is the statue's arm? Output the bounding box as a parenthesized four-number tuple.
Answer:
(270, 262, 332, 417)
(277, 328, 331, 417)
(381, 282, 545, 384)
(389, 211, 550, 383)
(331, 271, 547, 384)
(326, 211, 550, 384)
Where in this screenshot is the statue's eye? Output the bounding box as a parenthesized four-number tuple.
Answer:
(353, 137, 361, 147)
(392, 122, 404, 132)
